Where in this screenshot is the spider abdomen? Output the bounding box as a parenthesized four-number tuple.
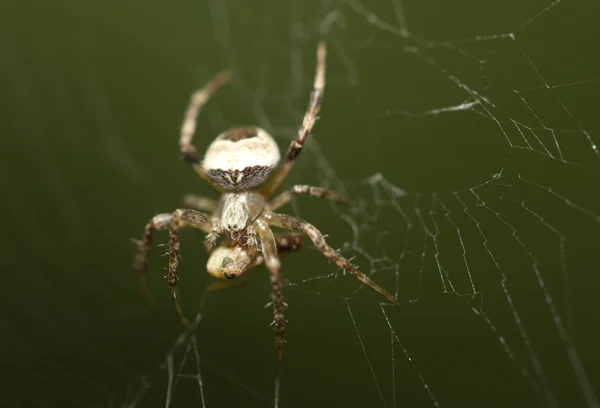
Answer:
(202, 127, 280, 189)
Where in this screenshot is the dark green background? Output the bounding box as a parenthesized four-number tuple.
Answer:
(2, 0, 600, 407)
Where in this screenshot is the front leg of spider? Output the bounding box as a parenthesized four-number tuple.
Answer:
(166, 209, 214, 326)
(267, 212, 399, 307)
(134, 209, 212, 327)
(254, 217, 286, 404)
(134, 210, 212, 310)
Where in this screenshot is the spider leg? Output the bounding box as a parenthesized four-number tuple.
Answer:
(133, 209, 212, 327)
(167, 209, 212, 326)
(266, 212, 399, 306)
(183, 195, 220, 250)
(179, 69, 233, 192)
(254, 218, 285, 407)
(134, 213, 175, 301)
(182, 194, 219, 212)
(269, 184, 350, 211)
(262, 41, 326, 195)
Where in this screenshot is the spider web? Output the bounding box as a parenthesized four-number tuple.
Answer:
(2, 0, 599, 407)
(115, 0, 600, 407)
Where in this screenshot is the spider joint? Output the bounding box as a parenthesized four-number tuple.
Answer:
(181, 148, 201, 165)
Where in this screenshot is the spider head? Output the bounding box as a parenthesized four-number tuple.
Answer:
(207, 245, 253, 279)
(202, 127, 280, 190)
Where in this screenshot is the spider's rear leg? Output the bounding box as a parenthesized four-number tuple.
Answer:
(179, 70, 232, 192)
(269, 184, 350, 211)
(261, 41, 326, 196)
(134, 209, 212, 327)
(266, 212, 399, 306)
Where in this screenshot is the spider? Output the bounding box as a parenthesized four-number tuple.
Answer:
(134, 40, 398, 404)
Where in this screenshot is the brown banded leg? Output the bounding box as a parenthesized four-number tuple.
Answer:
(134, 209, 212, 326)
(266, 212, 399, 306)
(262, 41, 326, 195)
(134, 213, 176, 301)
(269, 184, 350, 211)
(179, 69, 233, 192)
(254, 218, 285, 407)
(182, 194, 219, 212)
(166, 209, 212, 326)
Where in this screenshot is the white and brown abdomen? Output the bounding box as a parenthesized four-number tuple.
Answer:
(202, 127, 280, 190)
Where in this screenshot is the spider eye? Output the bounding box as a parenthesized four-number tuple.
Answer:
(222, 257, 234, 268)
(221, 256, 237, 279)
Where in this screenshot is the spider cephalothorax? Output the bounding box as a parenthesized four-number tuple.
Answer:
(134, 41, 398, 407)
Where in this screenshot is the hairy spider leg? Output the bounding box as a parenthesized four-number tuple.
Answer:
(179, 69, 233, 192)
(134, 213, 173, 302)
(134, 209, 212, 326)
(266, 212, 400, 306)
(253, 217, 286, 407)
(269, 184, 350, 211)
(262, 41, 326, 195)
(167, 209, 213, 326)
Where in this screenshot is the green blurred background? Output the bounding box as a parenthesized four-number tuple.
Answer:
(2, 0, 600, 407)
